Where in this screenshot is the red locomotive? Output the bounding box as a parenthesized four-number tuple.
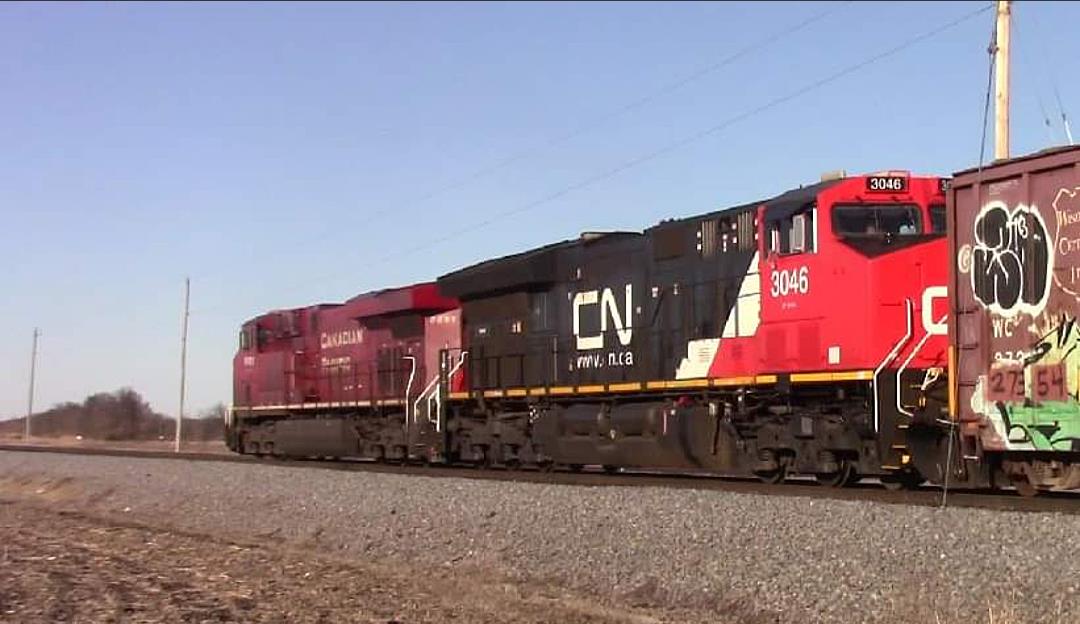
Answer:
(231, 283, 460, 459)
(228, 145, 1080, 495)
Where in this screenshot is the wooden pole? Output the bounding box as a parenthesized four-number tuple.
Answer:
(994, 0, 1011, 160)
(25, 328, 39, 440)
(177, 277, 190, 453)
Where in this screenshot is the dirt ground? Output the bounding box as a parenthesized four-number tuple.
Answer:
(0, 498, 698, 624)
(0, 436, 230, 454)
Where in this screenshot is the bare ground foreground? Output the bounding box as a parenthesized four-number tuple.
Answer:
(0, 494, 709, 624)
(0, 451, 1074, 624)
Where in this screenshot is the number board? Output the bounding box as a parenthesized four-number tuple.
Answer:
(939, 178, 951, 193)
(865, 176, 908, 193)
(985, 364, 1026, 403)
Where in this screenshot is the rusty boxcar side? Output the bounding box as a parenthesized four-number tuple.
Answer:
(948, 145, 1080, 492)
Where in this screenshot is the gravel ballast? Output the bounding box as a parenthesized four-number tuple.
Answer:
(0, 450, 1075, 623)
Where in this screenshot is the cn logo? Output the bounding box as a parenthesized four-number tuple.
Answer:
(573, 284, 633, 351)
(921, 285, 948, 336)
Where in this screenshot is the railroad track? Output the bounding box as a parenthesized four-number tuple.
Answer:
(3, 443, 1079, 515)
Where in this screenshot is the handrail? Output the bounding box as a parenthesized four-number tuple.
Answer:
(873, 299, 913, 432)
(402, 356, 416, 433)
(415, 351, 468, 433)
(427, 347, 466, 429)
(895, 313, 948, 418)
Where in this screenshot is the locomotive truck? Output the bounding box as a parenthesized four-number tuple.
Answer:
(227, 145, 1080, 495)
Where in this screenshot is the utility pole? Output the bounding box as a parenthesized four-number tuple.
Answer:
(176, 277, 190, 453)
(994, 0, 1011, 160)
(25, 328, 39, 440)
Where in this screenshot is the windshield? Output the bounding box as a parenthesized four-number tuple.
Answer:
(833, 204, 922, 237)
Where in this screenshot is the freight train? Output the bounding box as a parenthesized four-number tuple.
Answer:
(227, 145, 1080, 496)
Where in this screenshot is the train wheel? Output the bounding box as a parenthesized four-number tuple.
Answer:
(754, 450, 787, 485)
(815, 460, 855, 488)
(602, 464, 620, 475)
(881, 472, 923, 491)
(477, 446, 494, 469)
(1012, 475, 1039, 498)
(755, 466, 786, 485)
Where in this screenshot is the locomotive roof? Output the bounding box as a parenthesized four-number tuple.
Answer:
(646, 198, 761, 231)
(438, 177, 848, 300)
(762, 178, 842, 223)
(437, 231, 640, 299)
(646, 178, 841, 231)
(344, 282, 456, 318)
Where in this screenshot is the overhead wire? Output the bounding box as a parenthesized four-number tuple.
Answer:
(188, 1, 852, 285)
(350, 1, 855, 222)
(977, 9, 997, 170)
(1012, 7, 1060, 146)
(192, 2, 995, 318)
(1026, 2, 1074, 144)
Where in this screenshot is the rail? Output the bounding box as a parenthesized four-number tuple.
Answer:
(1, 443, 1077, 514)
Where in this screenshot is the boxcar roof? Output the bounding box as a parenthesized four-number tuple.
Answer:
(952, 144, 1080, 178)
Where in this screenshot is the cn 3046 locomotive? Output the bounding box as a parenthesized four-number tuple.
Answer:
(228, 146, 1080, 496)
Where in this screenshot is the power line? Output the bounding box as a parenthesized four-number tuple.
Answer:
(189, 2, 851, 285)
(192, 3, 992, 317)
(978, 9, 997, 169)
(223, 5, 997, 314)
(1026, 2, 1074, 144)
(352, 1, 854, 222)
(1011, 10, 1057, 145)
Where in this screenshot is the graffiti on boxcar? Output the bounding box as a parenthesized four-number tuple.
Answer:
(1027, 314, 1080, 369)
(969, 200, 1052, 318)
(1052, 186, 1080, 294)
(961, 191, 1080, 451)
(979, 307, 1080, 452)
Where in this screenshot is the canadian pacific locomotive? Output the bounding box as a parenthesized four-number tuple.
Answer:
(227, 145, 1080, 495)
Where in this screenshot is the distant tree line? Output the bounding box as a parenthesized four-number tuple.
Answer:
(0, 388, 224, 441)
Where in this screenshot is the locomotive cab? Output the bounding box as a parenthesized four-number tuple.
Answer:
(757, 172, 948, 372)
(751, 172, 949, 476)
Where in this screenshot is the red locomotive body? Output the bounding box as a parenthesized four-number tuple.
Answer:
(702, 174, 949, 380)
(229, 283, 459, 457)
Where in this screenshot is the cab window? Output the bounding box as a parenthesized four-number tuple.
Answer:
(833, 204, 921, 237)
(239, 327, 252, 351)
(768, 206, 815, 255)
(929, 204, 946, 233)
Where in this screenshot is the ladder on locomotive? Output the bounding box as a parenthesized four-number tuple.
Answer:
(883, 299, 948, 469)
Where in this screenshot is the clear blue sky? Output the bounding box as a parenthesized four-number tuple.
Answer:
(2, 1, 1076, 419)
